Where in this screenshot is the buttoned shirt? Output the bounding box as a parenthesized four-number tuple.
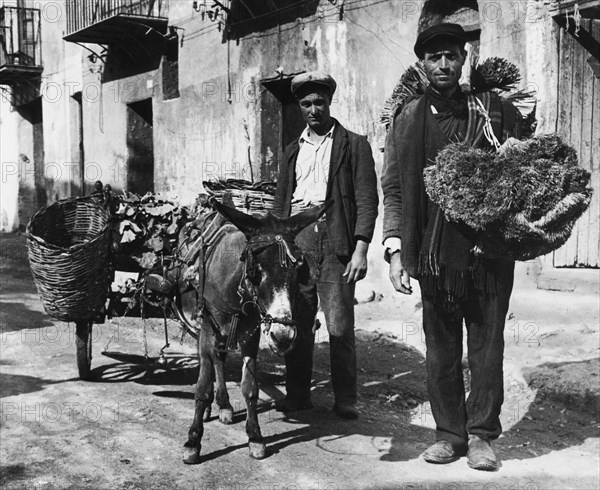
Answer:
(291, 123, 335, 209)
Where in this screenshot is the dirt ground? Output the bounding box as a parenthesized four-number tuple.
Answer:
(1, 232, 599, 490)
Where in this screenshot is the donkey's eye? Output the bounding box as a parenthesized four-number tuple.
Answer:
(249, 269, 261, 284)
(248, 263, 263, 285)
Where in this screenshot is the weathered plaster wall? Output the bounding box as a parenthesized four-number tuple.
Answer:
(149, 0, 425, 206)
(81, 67, 155, 194)
(3, 0, 578, 286)
(479, 0, 559, 134)
(38, 0, 85, 201)
(0, 97, 21, 230)
(1, 0, 89, 229)
(71, 0, 559, 210)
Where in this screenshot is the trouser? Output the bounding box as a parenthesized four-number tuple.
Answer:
(420, 261, 514, 449)
(284, 220, 357, 405)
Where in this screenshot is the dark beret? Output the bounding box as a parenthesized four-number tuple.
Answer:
(290, 71, 337, 98)
(414, 23, 468, 59)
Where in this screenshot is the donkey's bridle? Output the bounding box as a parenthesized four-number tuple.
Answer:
(238, 233, 301, 328)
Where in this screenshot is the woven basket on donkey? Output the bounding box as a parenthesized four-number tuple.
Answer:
(27, 195, 111, 321)
(203, 179, 275, 215)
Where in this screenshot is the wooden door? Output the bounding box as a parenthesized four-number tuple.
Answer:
(554, 18, 600, 268)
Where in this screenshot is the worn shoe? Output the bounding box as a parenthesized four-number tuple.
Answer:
(467, 435, 499, 471)
(422, 440, 466, 464)
(332, 403, 359, 419)
(274, 397, 313, 413)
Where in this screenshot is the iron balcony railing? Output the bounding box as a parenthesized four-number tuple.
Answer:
(65, 0, 168, 37)
(0, 6, 41, 68)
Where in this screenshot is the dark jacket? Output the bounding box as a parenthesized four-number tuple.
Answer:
(272, 120, 379, 256)
(382, 93, 522, 244)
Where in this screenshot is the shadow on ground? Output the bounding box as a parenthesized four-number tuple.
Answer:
(80, 330, 600, 465)
(0, 301, 54, 335)
(0, 372, 77, 398)
(84, 331, 435, 462)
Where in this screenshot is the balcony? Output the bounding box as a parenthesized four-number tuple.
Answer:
(0, 6, 43, 86)
(226, 0, 319, 40)
(64, 0, 169, 45)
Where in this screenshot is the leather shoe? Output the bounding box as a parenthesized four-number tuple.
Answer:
(422, 440, 466, 464)
(467, 435, 499, 471)
(333, 403, 359, 419)
(274, 397, 313, 413)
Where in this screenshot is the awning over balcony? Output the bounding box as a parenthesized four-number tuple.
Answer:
(63, 13, 168, 44)
(0, 64, 43, 85)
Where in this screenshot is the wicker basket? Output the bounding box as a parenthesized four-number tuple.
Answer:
(203, 179, 275, 215)
(27, 194, 112, 321)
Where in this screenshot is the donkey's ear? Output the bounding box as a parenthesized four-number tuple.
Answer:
(211, 198, 262, 237)
(284, 199, 334, 237)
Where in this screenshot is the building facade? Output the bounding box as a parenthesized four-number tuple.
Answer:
(1, 0, 598, 279)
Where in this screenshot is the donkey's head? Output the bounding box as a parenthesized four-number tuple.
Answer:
(213, 200, 331, 355)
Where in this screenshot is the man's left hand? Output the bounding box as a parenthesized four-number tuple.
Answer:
(343, 240, 369, 283)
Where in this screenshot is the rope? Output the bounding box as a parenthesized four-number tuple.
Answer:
(474, 97, 501, 151)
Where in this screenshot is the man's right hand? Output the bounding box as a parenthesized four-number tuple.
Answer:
(389, 252, 412, 295)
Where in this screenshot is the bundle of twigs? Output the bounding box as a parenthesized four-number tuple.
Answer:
(380, 64, 429, 130)
(423, 135, 593, 260)
(203, 179, 276, 214)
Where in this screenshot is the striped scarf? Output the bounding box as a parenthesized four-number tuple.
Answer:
(417, 91, 505, 304)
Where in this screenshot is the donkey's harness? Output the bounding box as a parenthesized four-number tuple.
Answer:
(179, 213, 302, 351)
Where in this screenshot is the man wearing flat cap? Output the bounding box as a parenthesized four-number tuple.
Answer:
(272, 71, 378, 419)
(382, 24, 522, 470)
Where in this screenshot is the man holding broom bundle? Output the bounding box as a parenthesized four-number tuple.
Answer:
(382, 23, 522, 471)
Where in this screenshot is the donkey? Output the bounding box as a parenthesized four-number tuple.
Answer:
(175, 200, 330, 465)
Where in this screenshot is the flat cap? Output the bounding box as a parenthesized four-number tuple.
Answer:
(414, 23, 467, 59)
(291, 71, 337, 98)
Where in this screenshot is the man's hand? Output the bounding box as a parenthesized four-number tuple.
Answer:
(343, 240, 369, 284)
(389, 252, 412, 294)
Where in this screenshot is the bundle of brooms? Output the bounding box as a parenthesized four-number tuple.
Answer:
(423, 135, 593, 260)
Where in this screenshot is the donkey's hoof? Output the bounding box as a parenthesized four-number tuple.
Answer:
(248, 441, 267, 460)
(202, 407, 212, 422)
(219, 408, 233, 425)
(182, 446, 201, 465)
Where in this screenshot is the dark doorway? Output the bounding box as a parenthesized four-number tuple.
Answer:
(162, 29, 180, 101)
(72, 91, 85, 196)
(126, 99, 154, 195)
(260, 77, 305, 180)
(17, 97, 46, 208)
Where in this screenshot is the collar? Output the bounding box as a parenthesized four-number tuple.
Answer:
(299, 121, 336, 143)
